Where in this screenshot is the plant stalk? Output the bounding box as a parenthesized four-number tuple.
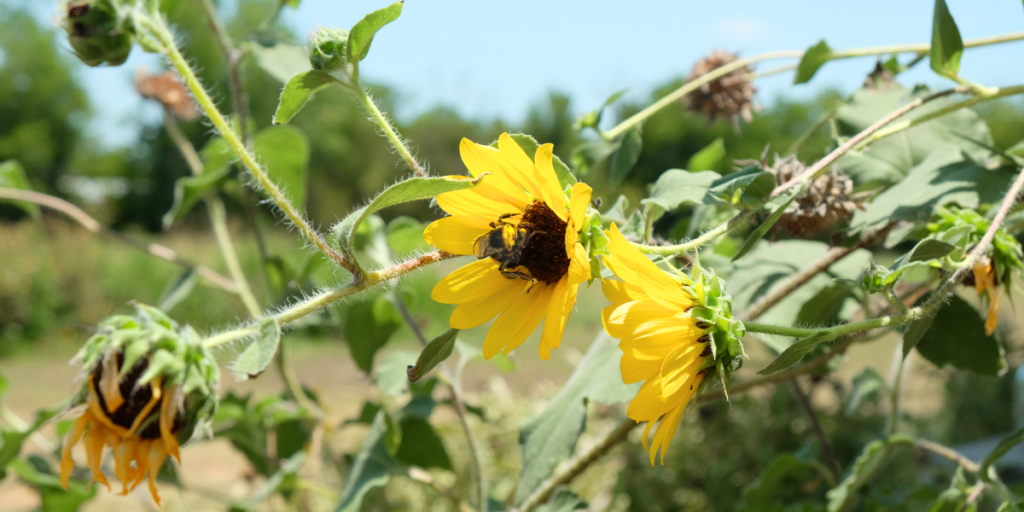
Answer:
(352, 83, 427, 177)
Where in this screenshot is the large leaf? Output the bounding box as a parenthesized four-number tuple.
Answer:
(345, 296, 402, 373)
(162, 165, 231, 229)
(730, 240, 871, 352)
(609, 127, 642, 187)
(795, 40, 833, 84)
(687, 137, 725, 173)
(394, 416, 452, 470)
(332, 175, 482, 256)
(741, 453, 831, 508)
(336, 412, 403, 512)
(0, 160, 40, 217)
(641, 169, 722, 214)
(850, 149, 1015, 233)
(836, 84, 993, 185)
(883, 238, 957, 286)
(757, 330, 832, 375)
(273, 70, 337, 125)
(914, 294, 1005, 376)
(514, 332, 639, 505)
(230, 318, 281, 380)
(253, 125, 310, 212)
(347, 1, 403, 63)
(929, 0, 964, 80)
(249, 42, 313, 83)
(708, 165, 775, 206)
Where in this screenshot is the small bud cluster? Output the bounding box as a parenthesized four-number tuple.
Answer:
(62, 0, 136, 67)
(928, 206, 1024, 288)
(682, 50, 759, 127)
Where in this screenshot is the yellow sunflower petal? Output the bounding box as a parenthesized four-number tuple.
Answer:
(437, 188, 521, 220)
(649, 401, 688, 466)
(113, 439, 135, 494)
(146, 441, 168, 505)
(99, 353, 124, 413)
(986, 285, 1000, 336)
(450, 278, 528, 329)
(972, 260, 989, 296)
(459, 138, 530, 209)
(568, 243, 591, 285)
(602, 300, 679, 340)
(497, 133, 545, 197)
(534, 144, 568, 221)
(84, 424, 111, 490)
(128, 440, 149, 492)
(601, 278, 648, 304)
(60, 411, 90, 490)
(160, 386, 181, 463)
(658, 343, 706, 397)
(483, 283, 552, 359)
(423, 216, 492, 256)
(638, 265, 693, 311)
(432, 258, 510, 304)
(539, 277, 571, 360)
(569, 182, 593, 230)
(620, 352, 662, 384)
(628, 377, 670, 422)
(606, 224, 686, 294)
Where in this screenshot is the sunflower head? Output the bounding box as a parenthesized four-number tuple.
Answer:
(685, 255, 745, 385)
(308, 26, 349, 73)
(62, 0, 134, 67)
(61, 303, 219, 504)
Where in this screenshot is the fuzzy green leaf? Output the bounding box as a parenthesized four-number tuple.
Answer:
(231, 318, 281, 380)
(902, 314, 936, 360)
(687, 137, 726, 173)
(845, 367, 889, 415)
(395, 416, 453, 470)
(709, 165, 775, 206)
(914, 295, 1005, 375)
(229, 453, 305, 512)
(757, 330, 833, 375)
(253, 125, 310, 212)
(273, 70, 336, 125)
(0, 407, 58, 479)
(642, 169, 722, 213)
(930, 0, 964, 79)
(407, 328, 458, 383)
(0, 160, 39, 218)
(162, 165, 231, 229)
(794, 40, 833, 84)
(8, 457, 97, 511)
(609, 127, 642, 187)
(347, 1, 403, 63)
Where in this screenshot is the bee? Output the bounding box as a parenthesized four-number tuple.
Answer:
(474, 213, 544, 287)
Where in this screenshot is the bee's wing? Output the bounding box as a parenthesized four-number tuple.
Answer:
(473, 232, 491, 259)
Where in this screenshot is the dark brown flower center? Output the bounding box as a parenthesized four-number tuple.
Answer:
(92, 352, 181, 440)
(519, 201, 571, 285)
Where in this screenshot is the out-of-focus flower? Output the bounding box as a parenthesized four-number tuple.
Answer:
(769, 155, 862, 238)
(135, 68, 199, 121)
(682, 50, 759, 127)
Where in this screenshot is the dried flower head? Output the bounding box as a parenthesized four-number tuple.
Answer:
(62, 0, 134, 67)
(135, 68, 199, 121)
(769, 155, 862, 238)
(682, 50, 759, 128)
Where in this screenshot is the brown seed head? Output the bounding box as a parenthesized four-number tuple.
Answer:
(770, 155, 863, 239)
(518, 201, 570, 285)
(682, 50, 759, 127)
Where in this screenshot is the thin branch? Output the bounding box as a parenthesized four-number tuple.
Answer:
(407, 467, 475, 512)
(914, 439, 979, 473)
(790, 378, 841, 483)
(0, 187, 238, 293)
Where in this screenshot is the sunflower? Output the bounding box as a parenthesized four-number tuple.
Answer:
(61, 352, 183, 505)
(600, 223, 711, 465)
(973, 256, 1000, 336)
(424, 133, 592, 360)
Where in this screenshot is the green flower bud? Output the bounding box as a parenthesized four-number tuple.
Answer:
(308, 26, 349, 72)
(858, 263, 889, 293)
(62, 0, 135, 67)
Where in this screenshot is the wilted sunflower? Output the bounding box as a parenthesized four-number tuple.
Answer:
(60, 305, 219, 504)
(424, 133, 593, 360)
(600, 224, 711, 464)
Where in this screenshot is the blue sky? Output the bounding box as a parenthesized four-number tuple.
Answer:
(12, 0, 1024, 147)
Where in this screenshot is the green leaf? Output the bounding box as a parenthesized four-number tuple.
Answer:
(687, 138, 726, 173)
(272, 70, 337, 125)
(981, 425, 1024, 478)
(215, 393, 272, 475)
(336, 412, 403, 512)
(609, 127, 642, 187)
(231, 318, 281, 380)
(884, 238, 957, 285)
(708, 165, 775, 206)
(157, 269, 200, 312)
(732, 186, 802, 261)
(850, 149, 1015, 233)
(534, 488, 588, 512)
(162, 165, 232, 229)
(347, 1, 403, 63)
(796, 284, 855, 326)
(930, 0, 964, 80)
(503, 133, 577, 189)
(0, 407, 59, 479)
(845, 367, 889, 415)
(794, 40, 834, 84)
(249, 42, 313, 83)
(407, 328, 458, 383)
(915, 295, 1005, 375)
(229, 452, 305, 512)
(902, 314, 936, 359)
(346, 296, 402, 373)
(837, 84, 992, 185)
(395, 416, 453, 470)
(570, 139, 618, 175)
(253, 125, 310, 212)
(641, 169, 722, 213)
(757, 330, 832, 375)
(9, 457, 97, 512)
(514, 332, 639, 505)
(825, 434, 914, 512)
(0, 160, 40, 217)
(332, 175, 483, 256)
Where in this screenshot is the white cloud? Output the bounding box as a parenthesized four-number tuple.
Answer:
(714, 17, 771, 41)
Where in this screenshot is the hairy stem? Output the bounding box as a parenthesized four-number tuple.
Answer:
(198, 0, 249, 143)
(139, 13, 359, 276)
(353, 84, 427, 177)
(632, 208, 757, 257)
(0, 187, 238, 292)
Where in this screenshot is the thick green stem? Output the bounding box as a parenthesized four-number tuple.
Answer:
(887, 344, 906, 435)
(353, 83, 427, 177)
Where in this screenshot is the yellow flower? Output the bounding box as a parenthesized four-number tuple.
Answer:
(424, 133, 592, 360)
(61, 354, 183, 505)
(973, 256, 1000, 336)
(600, 223, 710, 465)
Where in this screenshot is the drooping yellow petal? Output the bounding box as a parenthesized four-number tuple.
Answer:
(84, 424, 111, 490)
(450, 278, 528, 329)
(113, 439, 135, 494)
(649, 401, 688, 466)
(628, 377, 671, 422)
(127, 378, 161, 437)
(986, 283, 1000, 336)
(437, 188, 521, 220)
(658, 343, 706, 397)
(146, 441, 168, 506)
(99, 353, 124, 413)
(569, 182, 593, 230)
(497, 133, 545, 198)
(972, 260, 989, 296)
(86, 376, 128, 437)
(637, 264, 693, 311)
(483, 283, 552, 359)
(974, 260, 1000, 336)
(60, 411, 91, 490)
(539, 277, 571, 360)
(568, 243, 591, 285)
(533, 144, 568, 221)
(601, 278, 648, 304)
(128, 440, 149, 492)
(459, 138, 530, 209)
(160, 386, 181, 463)
(432, 258, 511, 305)
(423, 216, 492, 256)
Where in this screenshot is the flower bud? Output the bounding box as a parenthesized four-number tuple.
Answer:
(858, 263, 889, 294)
(62, 0, 135, 67)
(60, 304, 219, 505)
(308, 26, 349, 72)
